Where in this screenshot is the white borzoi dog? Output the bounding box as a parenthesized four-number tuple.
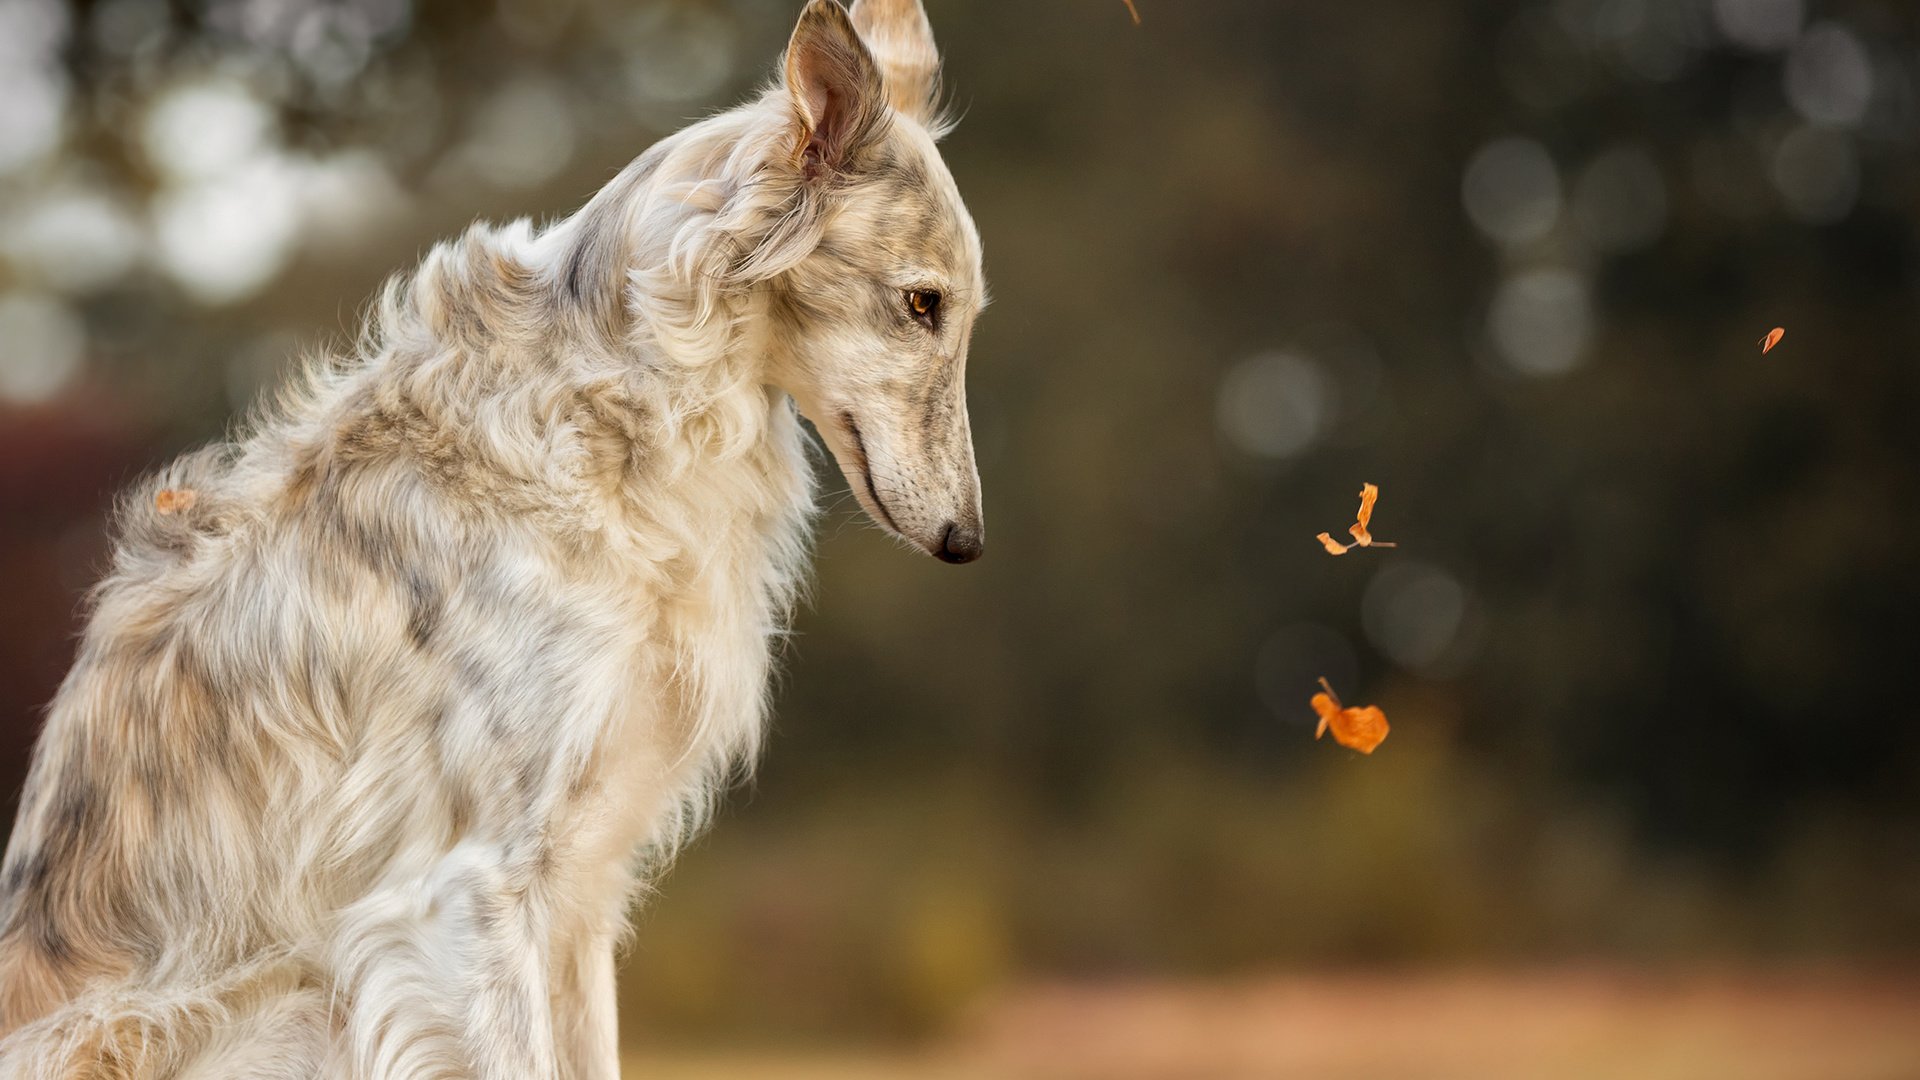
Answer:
(0, 1, 984, 1074)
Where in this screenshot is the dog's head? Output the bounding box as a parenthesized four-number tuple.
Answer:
(762, 0, 986, 565)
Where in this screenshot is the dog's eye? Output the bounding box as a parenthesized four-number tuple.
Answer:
(906, 290, 941, 324)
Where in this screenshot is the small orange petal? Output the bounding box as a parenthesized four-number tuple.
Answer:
(1354, 483, 1379, 530)
(1317, 532, 1350, 556)
(1310, 678, 1388, 753)
(1346, 484, 1392, 547)
(1760, 327, 1785, 354)
(154, 488, 197, 515)
(1311, 691, 1340, 739)
(1328, 705, 1390, 754)
(1121, 0, 1141, 24)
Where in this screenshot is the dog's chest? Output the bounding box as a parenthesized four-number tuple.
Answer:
(552, 443, 813, 882)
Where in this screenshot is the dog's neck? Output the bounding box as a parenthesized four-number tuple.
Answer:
(314, 96, 814, 511)
(538, 95, 800, 369)
(273, 123, 825, 805)
(536, 97, 821, 543)
(245, 99, 823, 643)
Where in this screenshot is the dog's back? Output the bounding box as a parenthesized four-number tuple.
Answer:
(0, 425, 446, 1070)
(0, 445, 332, 1071)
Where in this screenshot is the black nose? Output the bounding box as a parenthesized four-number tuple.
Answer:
(936, 523, 984, 564)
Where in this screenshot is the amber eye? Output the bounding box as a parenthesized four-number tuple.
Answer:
(906, 289, 942, 323)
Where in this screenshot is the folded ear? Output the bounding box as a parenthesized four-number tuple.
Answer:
(848, 0, 941, 126)
(785, 0, 887, 177)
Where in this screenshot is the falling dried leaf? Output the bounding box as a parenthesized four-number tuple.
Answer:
(1311, 677, 1389, 754)
(1120, 0, 1141, 24)
(1347, 482, 1397, 548)
(1760, 327, 1785, 354)
(1322, 482, 1395, 552)
(154, 488, 197, 516)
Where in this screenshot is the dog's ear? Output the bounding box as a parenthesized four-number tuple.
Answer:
(848, 0, 940, 127)
(785, 0, 887, 177)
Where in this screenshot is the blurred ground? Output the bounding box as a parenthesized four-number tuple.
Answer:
(626, 968, 1920, 1080)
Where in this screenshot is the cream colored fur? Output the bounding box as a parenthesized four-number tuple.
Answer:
(0, 1, 985, 1075)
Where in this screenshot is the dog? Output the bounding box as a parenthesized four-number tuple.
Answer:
(0, 1, 984, 1074)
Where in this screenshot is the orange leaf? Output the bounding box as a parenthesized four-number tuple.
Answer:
(1326, 705, 1390, 754)
(1760, 327, 1785, 354)
(1311, 676, 1389, 754)
(1312, 679, 1342, 738)
(1316, 532, 1350, 556)
(1346, 482, 1395, 548)
(1121, 0, 1141, 24)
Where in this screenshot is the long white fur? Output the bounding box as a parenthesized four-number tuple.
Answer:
(0, 1, 985, 1076)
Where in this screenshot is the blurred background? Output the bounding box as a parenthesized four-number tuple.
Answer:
(2, 0, 1918, 1075)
